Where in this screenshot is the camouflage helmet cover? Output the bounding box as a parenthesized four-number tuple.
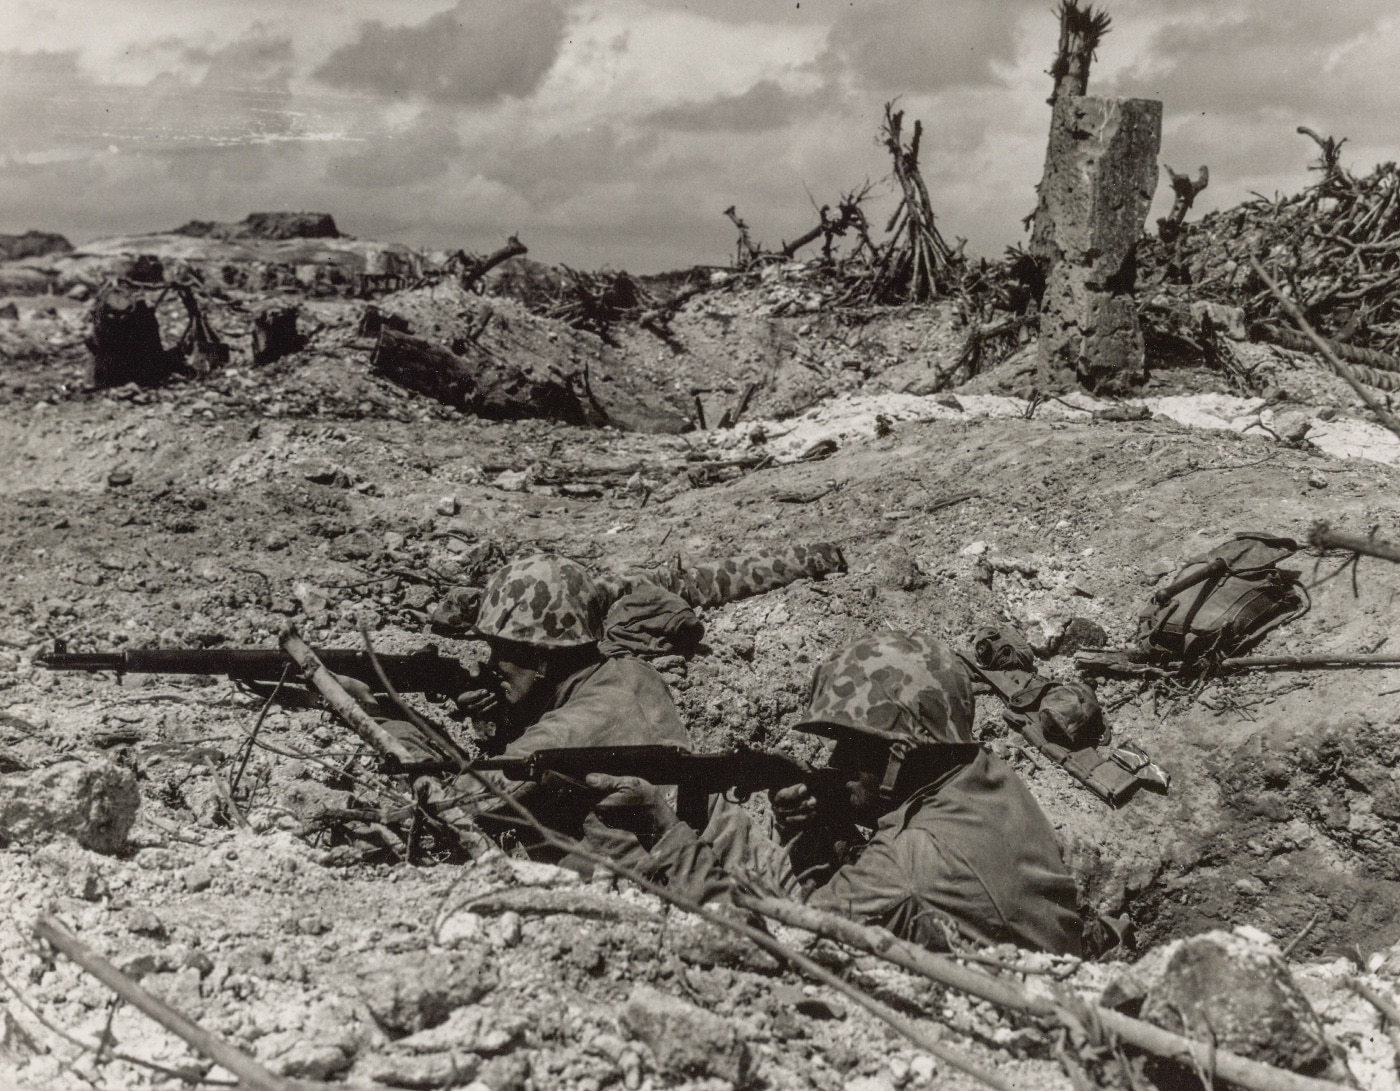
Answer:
(795, 631, 975, 746)
(474, 554, 604, 647)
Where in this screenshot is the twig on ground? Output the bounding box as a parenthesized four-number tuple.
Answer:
(1282, 910, 1323, 958)
(201, 754, 247, 829)
(738, 896, 1353, 1091)
(230, 664, 289, 797)
(1, 966, 241, 1087)
(28, 918, 295, 1091)
(1149, 452, 1276, 487)
(1309, 522, 1400, 565)
(447, 769, 1015, 1090)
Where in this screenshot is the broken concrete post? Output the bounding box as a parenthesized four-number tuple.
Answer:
(251, 304, 302, 365)
(1035, 95, 1161, 394)
(0, 757, 140, 854)
(85, 288, 176, 388)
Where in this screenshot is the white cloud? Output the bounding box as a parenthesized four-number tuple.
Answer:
(2, 0, 1399, 271)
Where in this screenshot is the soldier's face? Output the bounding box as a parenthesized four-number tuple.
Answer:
(488, 640, 551, 719)
(831, 736, 891, 824)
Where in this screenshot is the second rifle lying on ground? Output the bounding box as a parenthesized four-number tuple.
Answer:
(1075, 649, 1400, 677)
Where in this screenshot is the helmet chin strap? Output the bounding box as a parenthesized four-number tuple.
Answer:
(879, 737, 916, 802)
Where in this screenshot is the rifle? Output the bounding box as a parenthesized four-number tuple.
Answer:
(1074, 648, 1400, 677)
(35, 639, 485, 699)
(473, 743, 976, 829)
(477, 744, 826, 798)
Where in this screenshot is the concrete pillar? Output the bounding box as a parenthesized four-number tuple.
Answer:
(1036, 95, 1161, 394)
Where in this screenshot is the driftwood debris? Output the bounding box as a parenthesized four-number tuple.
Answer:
(1182, 134, 1400, 361)
(369, 327, 591, 425)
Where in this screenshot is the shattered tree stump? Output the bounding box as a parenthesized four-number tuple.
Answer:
(252, 304, 302, 365)
(1036, 96, 1161, 394)
(84, 289, 176, 388)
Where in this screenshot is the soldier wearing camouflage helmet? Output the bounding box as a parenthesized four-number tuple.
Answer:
(768, 630, 1083, 954)
(457, 553, 694, 869)
(603, 631, 1082, 954)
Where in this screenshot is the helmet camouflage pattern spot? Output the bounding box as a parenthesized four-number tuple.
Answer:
(474, 553, 604, 647)
(796, 631, 974, 746)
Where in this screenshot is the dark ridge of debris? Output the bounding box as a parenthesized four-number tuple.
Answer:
(173, 212, 342, 242)
(0, 229, 73, 261)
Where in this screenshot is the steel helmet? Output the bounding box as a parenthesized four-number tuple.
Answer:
(474, 554, 604, 647)
(795, 631, 975, 746)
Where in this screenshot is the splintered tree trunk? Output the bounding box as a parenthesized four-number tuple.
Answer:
(85, 290, 174, 387)
(252, 305, 302, 365)
(460, 235, 527, 293)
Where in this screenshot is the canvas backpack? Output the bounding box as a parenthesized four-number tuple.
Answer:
(1135, 533, 1309, 664)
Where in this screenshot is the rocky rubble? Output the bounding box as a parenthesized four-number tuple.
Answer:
(8, 192, 1400, 1088)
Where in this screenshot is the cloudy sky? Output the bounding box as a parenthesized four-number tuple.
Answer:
(2, 1, 1395, 271)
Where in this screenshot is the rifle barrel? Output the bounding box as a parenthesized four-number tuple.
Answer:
(37, 644, 480, 695)
(1221, 652, 1400, 671)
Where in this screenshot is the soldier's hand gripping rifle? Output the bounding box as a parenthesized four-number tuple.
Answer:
(474, 744, 849, 830)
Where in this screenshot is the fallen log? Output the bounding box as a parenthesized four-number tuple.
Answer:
(738, 896, 1352, 1091)
(1309, 522, 1400, 564)
(1255, 323, 1400, 382)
